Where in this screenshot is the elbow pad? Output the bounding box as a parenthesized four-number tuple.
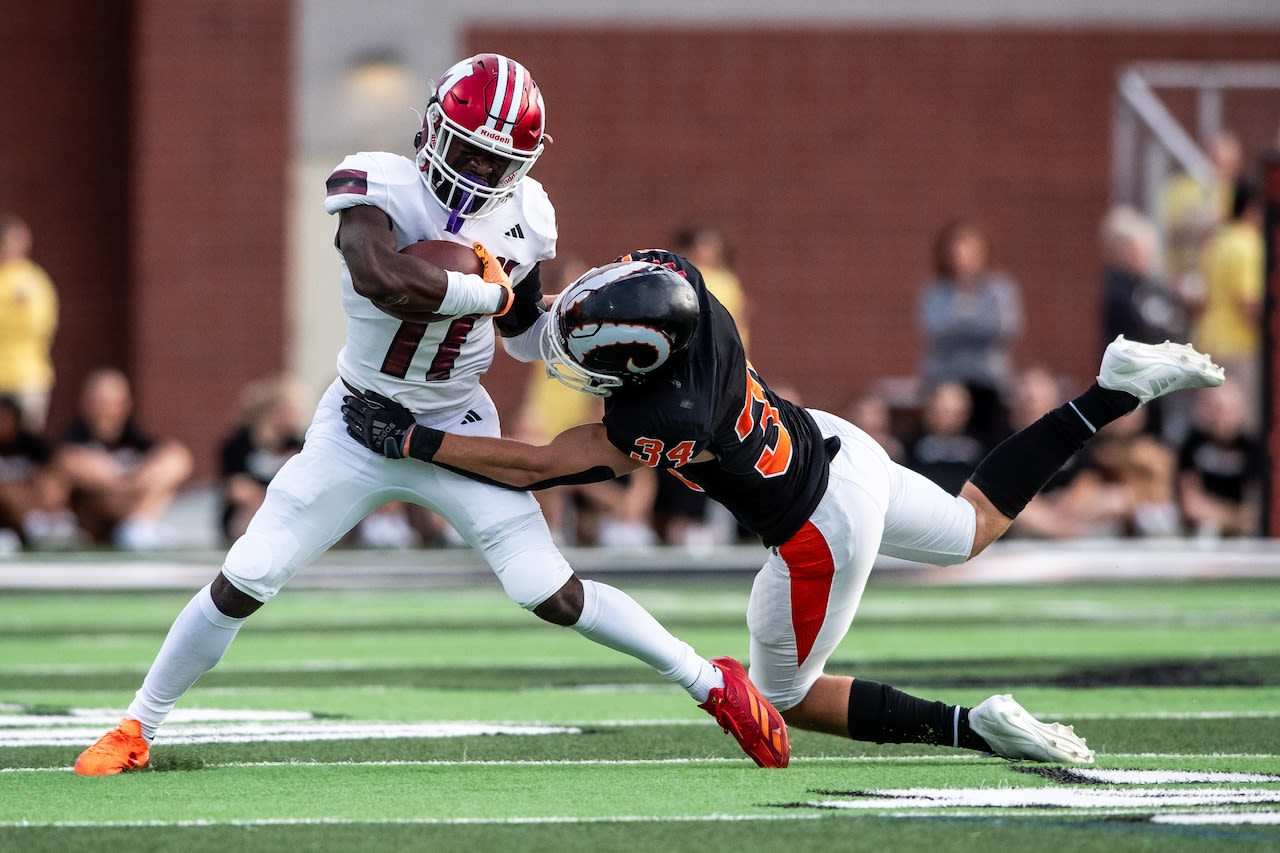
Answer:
(501, 312, 551, 363)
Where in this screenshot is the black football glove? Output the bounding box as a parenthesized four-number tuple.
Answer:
(342, 391, 417, 459)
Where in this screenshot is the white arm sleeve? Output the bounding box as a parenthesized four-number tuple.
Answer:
(501, 311, 551, 363)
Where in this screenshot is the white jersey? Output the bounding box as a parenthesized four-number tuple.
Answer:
(323, 151, 556, 418)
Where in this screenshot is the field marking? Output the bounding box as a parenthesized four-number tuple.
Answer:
(1154, 812, 1280, 825)
(0, 709, 315, 727)
(5, 708, 1279, 732)
(0, 755, 978, 773)
(0, 814, 828, 829)
(6, 752, 1280, 774)
(811, 788, 1280, 810)
(1062, 769, 1280, 784)
(0, 721, 580, 747)
(1066, 710, 1280, 720)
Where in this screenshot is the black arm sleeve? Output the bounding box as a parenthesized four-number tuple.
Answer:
(434, 461, 618, 492)
(404, 422, 616, 492)
(495, 261, 547, 338)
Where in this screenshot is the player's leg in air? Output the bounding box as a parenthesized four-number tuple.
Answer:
(754, 336, 1223, 763)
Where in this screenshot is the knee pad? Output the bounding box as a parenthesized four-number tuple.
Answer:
(475, 511, 573, 610)
(221, 527, 297, 602)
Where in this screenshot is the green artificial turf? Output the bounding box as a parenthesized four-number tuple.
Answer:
(1, 577, 1277, 851)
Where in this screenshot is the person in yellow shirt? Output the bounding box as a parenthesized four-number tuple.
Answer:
(673, 224, 751, 349)
(1193, 179, 1263, 429)
(512, 255, 657, 545)
(0, 213, 58, 431)
(1160, 130, 1242, 297)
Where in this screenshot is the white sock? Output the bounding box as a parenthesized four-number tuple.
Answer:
(571, 579, 723, 702)
(126, 583, 247, 741)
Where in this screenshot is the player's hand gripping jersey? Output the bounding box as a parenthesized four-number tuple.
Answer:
(600, 250, 837, 547)
(324, 152, 556, 417)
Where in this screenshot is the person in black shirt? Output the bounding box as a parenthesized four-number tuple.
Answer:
(344, 250, 1225, 764)
(54, 368, 193, 549)
(0, 395, 71, 547)
(903, 382, 988, 495)
(218, 376, 307, 544)
(1178, 382, 1260, 537)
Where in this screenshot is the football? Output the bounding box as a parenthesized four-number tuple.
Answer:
(380, 240, 485, 324)
(400, 239, 484, 276)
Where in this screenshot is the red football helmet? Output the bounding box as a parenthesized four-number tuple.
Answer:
(416, 54, 546, 229)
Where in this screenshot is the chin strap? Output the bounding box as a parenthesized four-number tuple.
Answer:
(444, 175, 480, 234)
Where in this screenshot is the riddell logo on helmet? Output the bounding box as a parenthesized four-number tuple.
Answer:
(477, 127, 513, 145)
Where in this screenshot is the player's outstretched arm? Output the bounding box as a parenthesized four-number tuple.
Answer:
(342, 391, 638, 490)
(433, 423, 637, 491)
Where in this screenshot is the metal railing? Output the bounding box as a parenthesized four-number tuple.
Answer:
(1111, 61, 1280, 217)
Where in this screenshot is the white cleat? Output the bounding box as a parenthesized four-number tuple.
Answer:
(969, 693, 1095, 764)
(1097, 335, 1225, 405)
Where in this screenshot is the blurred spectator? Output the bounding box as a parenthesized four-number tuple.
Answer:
(1003, 367, 1129, 539)
(844, 390, 905, 462)
(513, 254, 601, 543)
(512, 254, 658, 547)
(54, 368, 193, 549)
(903, 382, 987, 496)
(1193, 178, 1263, 430)
(1087, 407, 1180, 537)
(1100, 205, 1189, 346)
(0, 395, 75, 550)
(218, 374, 307, 544)
(672, 223, 750, 348)
(1098, 205, 1192, 443)
(648, 225, 755, 547)
(1178, 383, 1260, 538)
(0, 212, 59, 431)
(917, 220, 1023, 443)
(1160, 130, 1242, 298)
(353, 502, 436, 549)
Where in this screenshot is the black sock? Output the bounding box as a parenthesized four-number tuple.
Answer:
(848, 679, 990, 751)
(1068, 383, 1143, 434)
(968, 382, 1140, 519)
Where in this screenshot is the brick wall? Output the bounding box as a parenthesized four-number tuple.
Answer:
(3, 18, 1277, 482)
(0, 4, 132, 430)
(129, 0, 292, 478)
(470, 28, 1280, 418)
(0, 2, 291, 480)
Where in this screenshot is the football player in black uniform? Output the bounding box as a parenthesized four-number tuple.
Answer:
(343, 250, 1224, 763)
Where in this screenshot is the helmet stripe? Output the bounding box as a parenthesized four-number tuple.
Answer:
(488, 57, 509, 133)
(501, 62, 525, 131)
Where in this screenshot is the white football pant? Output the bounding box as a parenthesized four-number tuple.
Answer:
(747, 408, 977, 711)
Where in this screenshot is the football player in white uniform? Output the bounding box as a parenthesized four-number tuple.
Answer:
(75, 54, 789, 775)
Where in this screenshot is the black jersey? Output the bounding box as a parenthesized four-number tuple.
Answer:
(601, 250, 833, 547)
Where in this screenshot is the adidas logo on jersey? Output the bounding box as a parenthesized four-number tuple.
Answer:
(504, 224, 525, 239)
(461, 410, 483, 425)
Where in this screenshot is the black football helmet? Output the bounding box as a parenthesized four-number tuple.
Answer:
(540, 261, 699, 396)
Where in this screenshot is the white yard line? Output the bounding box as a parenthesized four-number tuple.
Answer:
(810, 788, 1280, 810)
(1154, 812, 1280, 825)
(6, 752, 1279, 773)
(0, 814, 828, 828)
(0, 721, 580, 747)
(3, 708, 1278, 730)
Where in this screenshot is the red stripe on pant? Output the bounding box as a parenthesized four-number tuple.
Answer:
(778, 520, 835, 667)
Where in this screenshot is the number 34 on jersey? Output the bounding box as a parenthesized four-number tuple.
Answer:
(628, 364, 794, 480)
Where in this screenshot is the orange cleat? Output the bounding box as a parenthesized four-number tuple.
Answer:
(698, 656, 790, 768)
(73, 717, 150, 775)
